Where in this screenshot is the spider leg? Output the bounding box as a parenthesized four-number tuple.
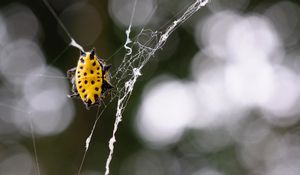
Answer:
(84, 102, 101, 110)
(94, 96, 102, 106)
(103, 64, 111, 72)
(95, 55, 105, 66)
(67, 93, 79, 98)
(84, 99, 93, 110)
(67, 67, 77, 80)
(67, 75, 80, 98)
(89, 102, 101, 109)
(84, 97, 102, 110)
(102, 80, 114, 93)
(71, 78, 78, 93)
(94, 101, 101, 106)
(84, 103, 91, 110)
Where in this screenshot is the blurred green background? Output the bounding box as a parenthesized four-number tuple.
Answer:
(1, 0, 300, 175)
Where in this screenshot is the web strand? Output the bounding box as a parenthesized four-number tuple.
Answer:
(104, 0, 210, 175)
(77, 106, 102, 175)
(124, 0, 138, 56)
(42, 0, 85, 52)
(29, 118, 41, 175)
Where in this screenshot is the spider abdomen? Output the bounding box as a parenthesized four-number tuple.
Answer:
(75, 51, 103, 105)
(67, 49, 114, 109)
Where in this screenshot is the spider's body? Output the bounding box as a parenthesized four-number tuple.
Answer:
(67, 49, 113, 109)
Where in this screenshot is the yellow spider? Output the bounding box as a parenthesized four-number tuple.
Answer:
(67, 48, 113, 109)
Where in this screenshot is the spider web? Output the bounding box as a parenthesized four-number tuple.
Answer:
(8, 0, 210, 174)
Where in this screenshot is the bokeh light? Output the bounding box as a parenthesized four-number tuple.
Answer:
(136, 76, 196, 147)
(109, 0, 156, 27)
(60, 2, 103, 46)
(264, 1, 300, 47)
(1, 0, 300, 175)
(190, 168, 223, 175)
(0, 39, 45, 86)
(207, 0, 249, 12)
(4, 4, 41, 41)
(0, 145, 35, 175)
(12, 67, 75, 136)
(120, 150, 180, 175)
(0, 0, 75, 148)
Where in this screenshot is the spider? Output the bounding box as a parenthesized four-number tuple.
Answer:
(67, 48, 113, 109)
